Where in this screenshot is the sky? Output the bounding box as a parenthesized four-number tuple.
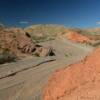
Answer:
(0, 0, 100, 28)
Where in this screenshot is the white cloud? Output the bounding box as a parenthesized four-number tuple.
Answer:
(96, 21, 100, 25)
(19, 21, 29, 24)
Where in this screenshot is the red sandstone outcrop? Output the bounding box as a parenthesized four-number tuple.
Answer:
(43, 48, 100, 100)
(66, 31, 91, 43)
(0, 28, 35, 57)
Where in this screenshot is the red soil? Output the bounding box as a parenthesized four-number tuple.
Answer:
(43, 48, 100, 100)
(66, 31, 91, 43)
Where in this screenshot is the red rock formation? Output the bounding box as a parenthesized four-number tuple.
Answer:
(0, 28, 55, 58)
(43, 48, 100, 100)
(0, 28, 35, 57)
(66, 31, 91, 43)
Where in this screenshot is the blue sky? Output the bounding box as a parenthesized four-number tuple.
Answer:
(0, 0, 100, 28)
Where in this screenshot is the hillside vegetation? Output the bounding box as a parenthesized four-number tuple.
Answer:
(25, 24, 66, 42)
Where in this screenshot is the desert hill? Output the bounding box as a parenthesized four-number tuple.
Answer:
(24, 24, 66, 42)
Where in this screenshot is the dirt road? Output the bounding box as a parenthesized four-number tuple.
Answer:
(0, 39, 94, 100)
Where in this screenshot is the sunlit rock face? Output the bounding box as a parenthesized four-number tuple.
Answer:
(66, 31, 91, 43)
(43, 48, 100, 100)
(0, 27, 55, 58)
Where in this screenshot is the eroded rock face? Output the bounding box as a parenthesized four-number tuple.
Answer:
(0, 28, 55, 58)
(60, 31, 91, 43)
(43, 48, 100, 100)
(0, 28, 35, 57)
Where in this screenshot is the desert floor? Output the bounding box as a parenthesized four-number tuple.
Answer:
(0, 38, 94, 100)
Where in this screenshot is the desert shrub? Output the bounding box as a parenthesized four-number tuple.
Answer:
(0, 49, 16, 64)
